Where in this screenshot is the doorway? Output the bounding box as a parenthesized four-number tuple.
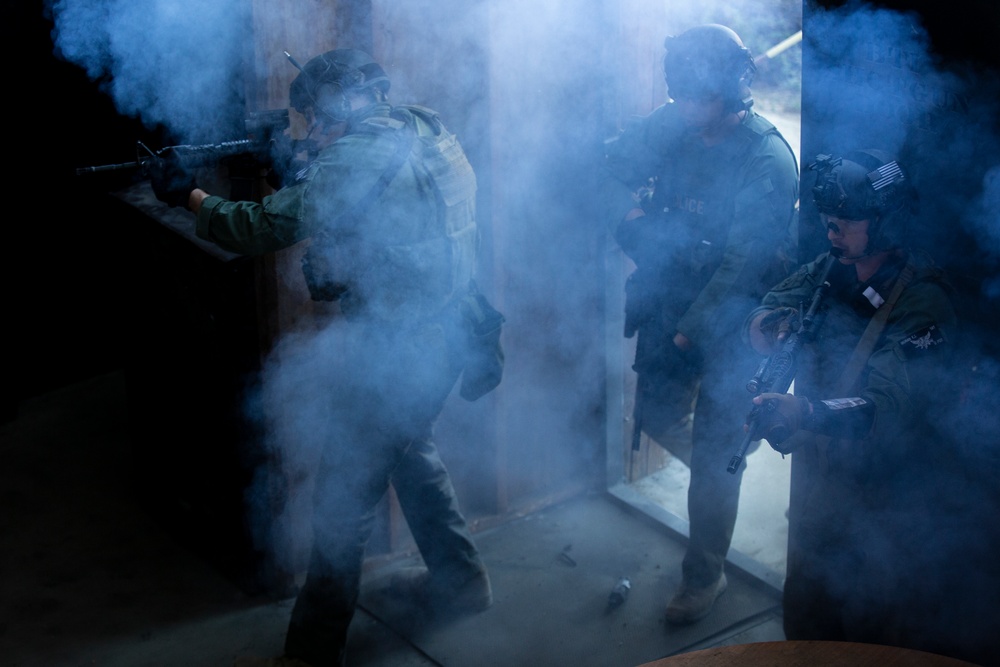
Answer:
(603, 14, 803, 593)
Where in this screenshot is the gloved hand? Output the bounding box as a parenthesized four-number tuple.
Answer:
(148, 151, 198, 208)
(750, 392, 811, 454)
(615, 212, 675, 268)
(757, 307, 800, 348)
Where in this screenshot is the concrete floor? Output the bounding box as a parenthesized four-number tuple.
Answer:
(616, 90, 800, 593)
(630, 443, 790, 581)
(1, 371, 786, 667)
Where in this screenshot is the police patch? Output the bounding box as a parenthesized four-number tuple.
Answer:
(899, 324, 945, 357)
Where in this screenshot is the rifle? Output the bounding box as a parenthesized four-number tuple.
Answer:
(624, 265, 701, 479)
(74, 109, 307, 181)
(726, 254, 837, 474)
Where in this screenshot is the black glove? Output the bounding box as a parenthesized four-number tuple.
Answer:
(264, 135, 318, 190)
(758, 307, 800, 348)
(148, 151, 198, 208)
(751, 392, 811, 453)
(614, 213, 675, 268)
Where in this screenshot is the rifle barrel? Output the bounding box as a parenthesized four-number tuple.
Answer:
(75, 161, 141, 176)
(75, 138, 260, 177)
(727, 429, 755, 474)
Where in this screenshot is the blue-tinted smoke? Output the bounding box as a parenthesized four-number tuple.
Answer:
(803, 5, 934, 153)
(48, 0, 245, 143)
(799, 6, 1000, 661)
(43, 0, 1000, 659)
(802, 3, 1000, 278)
(979, 166, 1000, 269)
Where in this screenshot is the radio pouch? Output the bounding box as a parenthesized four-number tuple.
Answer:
(458, 281, 506, 401)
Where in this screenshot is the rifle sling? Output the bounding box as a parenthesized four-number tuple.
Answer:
(783, 254, 915, 459)
(835, 254, 915, 395)
(335, 121, 416, 226)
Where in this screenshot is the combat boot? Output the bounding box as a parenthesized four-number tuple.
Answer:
(389, 565, 493, 613)
(665, 573, 727, 624)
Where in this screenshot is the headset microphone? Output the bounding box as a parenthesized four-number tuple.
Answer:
(809, 151, 916, 256)
(829, 247, 871, 261)
(827, 220, 873, 260)
(832, 246, 882, 261)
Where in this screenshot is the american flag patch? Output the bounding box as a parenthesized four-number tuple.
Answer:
(900, 324, 945, 355)
(868, 161, 904, 191)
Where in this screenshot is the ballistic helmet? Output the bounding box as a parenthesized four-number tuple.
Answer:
(288, 49, 390, 124)
(663, 24, 756, 113)
(809, 149, 917, 252)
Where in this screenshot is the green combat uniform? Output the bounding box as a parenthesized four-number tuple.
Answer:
(197, 103, 486, 666)
(750, 250, 965, 652)
(602, 103, 799, 589)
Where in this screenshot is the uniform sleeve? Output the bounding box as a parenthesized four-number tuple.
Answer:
(860, 279, 957, 441)
(760, 255, 827, 309)
(194, 129, 398, 256)
(794, 273, 956, 466)
(599, 108, 667, 236)
(742, 256, 829, 346)
(195, 184, 311, 256)
(301, 131, 397, 234)
(676, 132, 800, 342)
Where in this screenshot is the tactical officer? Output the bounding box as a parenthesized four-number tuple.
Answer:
(151, 49, 492, 667)
(744, 150, 965, 653)
(601, 24, 799, 624)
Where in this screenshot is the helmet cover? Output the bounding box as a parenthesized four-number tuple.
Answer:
(663, 24, 756, 112)
(289, 49, 390, 119)
(809, 149, 917, 251)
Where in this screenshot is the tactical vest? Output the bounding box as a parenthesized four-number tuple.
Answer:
(646, 110, 796, 298)
(302, 105, 478, 322)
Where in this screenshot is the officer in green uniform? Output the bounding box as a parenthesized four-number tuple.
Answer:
(601, 24, 799, 623)
(152, 49, 491, 667)
(744, 150, 963, 652)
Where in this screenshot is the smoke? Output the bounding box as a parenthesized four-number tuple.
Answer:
(46, 0, 999, 660)
(795, 5, 1000, 660)
(47, 0, 246, 143)
(800, 3, 1000, 279)
(978, 166, 1000, 297)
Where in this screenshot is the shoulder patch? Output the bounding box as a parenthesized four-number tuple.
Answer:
(899, 324, 946, 356)
(741, 111, 777, 138)
(357, 115, 407, 133)
(769, 264, 813, 293)
(399, 104, 439, 122)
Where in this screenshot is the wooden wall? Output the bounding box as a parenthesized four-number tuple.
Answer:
(224, 0, 821, 577)
(234, 0, 618, 574)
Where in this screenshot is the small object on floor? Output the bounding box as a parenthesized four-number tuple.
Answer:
(557, 549, 577, 567)
(606, 576, 631, 611)
(665, 573, 728, 625)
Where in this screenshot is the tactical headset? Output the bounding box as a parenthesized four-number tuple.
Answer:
(809, 149, 918, 255)
(287, 49, 390, 126)
(663, 24, 756, 113)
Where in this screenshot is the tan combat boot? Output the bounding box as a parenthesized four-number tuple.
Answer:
(665, 573, 728, 624)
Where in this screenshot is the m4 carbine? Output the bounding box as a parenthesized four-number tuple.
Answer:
(727, 254, 837, 474)
(75, 109, 302, 179)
